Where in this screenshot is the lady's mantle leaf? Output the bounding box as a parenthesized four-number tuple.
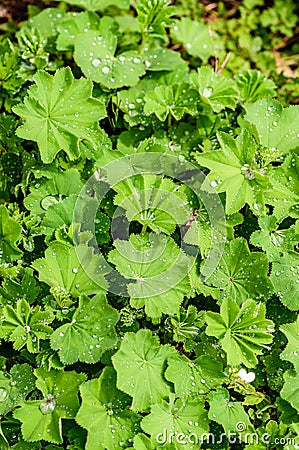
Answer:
(208, 388, 253, 434)
(280, 317, 299, 373)
(281, 370, 299, 412)
(165, 354, 224, 397)
(32, 241, 110, 296)
(250, 216, 299, 261)
(171, 18, 223, 62)
(0, 299, 54, 353)
(191, 67, 239, 113)
(270, 252, 299, 310)
(144, 83, 199, 121)
(206, 297, 274, 367)
(0, 206, 23, 263)
(50, 294, 119, 364)
(113, 174, 190, 234)
(76, 366, 140, 450)
(235, 69, 276, 103)
(141, 394, 209, 450)
(204, 237, 273, 304)
(24, 169, 83, 217)
(74, 30, 145, 89)
(112, 329, 176, 411)
(13, 368, 85, 444)
(0, 364, 35, 416)
(13, 67, 106, 163)
(244, 98, 299, 155)
(108, 233, 191, 318)
(196, 129, 269, 214)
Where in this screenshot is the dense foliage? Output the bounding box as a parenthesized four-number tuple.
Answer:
(0, 0, 298, 449)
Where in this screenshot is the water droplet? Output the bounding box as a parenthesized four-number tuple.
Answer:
(0, 388, 8, 402)
(92, 58, 101, 67)
(40, 394, 56, 415)
(102, 66, 110, 74)
(202, 86, 213, 98)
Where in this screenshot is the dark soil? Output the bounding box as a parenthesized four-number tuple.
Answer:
(0, 0, 55, 24)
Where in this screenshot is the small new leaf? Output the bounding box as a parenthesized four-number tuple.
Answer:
(144, 83, 199, 121)
(196, 129, 269, 214)
(206, 297, 274, 367)
(191, 67, 239, 113)
(0, 299, 54, 353)
(13, 67, 106, 163)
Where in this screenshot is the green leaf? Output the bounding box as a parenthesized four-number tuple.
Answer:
(208, 387, 253, 435)
(281, 370, 299, 412)
(108, 233, 192, 318)
(0, 206, 23, 263)
(204, 238, 273, 304)
(280, 317, 299, 373)
(14, 368, 85, 443)
(141, 394, 209, 450)
(235, 69, 276, 103)
(270, 252, 299, 310)
(24, 169, 83, 217)
(244, 98, 299, 155)
(191, 67, 239, 113)
(32, 241, 110, 297)
(0, 40, 24, 93)
(250, 216, 299, 261)
(0, 267, 40, 306)
(0, 364, 35, 416)
(112, 329, 176, 411)
(54, 0, 130, 10)
(13, 67, 106, 163)
(165, 354, 224, 397)
(143, 47, 183, 71)
(206, 297, 274, 367)
(76, 366, 140, 450)
(0, 299, 54, 353)
(144, 83, 199, 121)
(56, 11, 101, 51)
(264, 154, 299, 220)
(50, 294, 119, 364)
(74, 30, 145, 89)
(196, 129, 269, 214)
(171, 18, 223, 62)
(113, 174, 190, 234)
(136, 0, 176, 39)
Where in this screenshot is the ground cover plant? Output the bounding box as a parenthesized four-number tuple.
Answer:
(0, 0, 299, 448)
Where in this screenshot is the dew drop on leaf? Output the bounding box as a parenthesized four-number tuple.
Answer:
(0, 388, 8, 402)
